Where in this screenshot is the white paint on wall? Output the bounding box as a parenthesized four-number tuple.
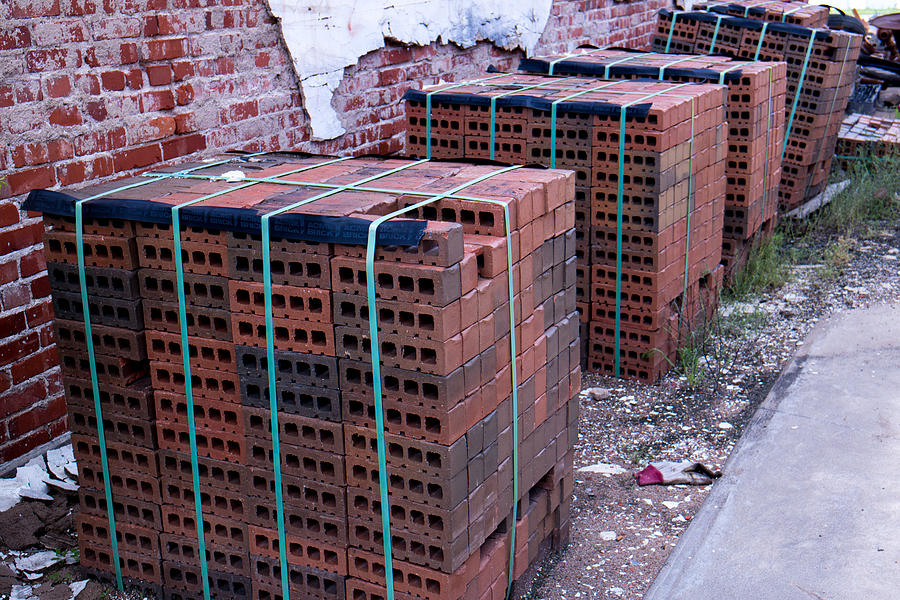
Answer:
(266, 0, 553, 140)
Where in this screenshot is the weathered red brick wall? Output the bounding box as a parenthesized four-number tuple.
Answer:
(0, 0, 668, 462)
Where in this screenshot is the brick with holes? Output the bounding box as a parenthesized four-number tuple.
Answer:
(26, 153, 580, 595)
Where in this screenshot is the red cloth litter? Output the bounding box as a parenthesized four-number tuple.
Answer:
(635, 464, 664, 486)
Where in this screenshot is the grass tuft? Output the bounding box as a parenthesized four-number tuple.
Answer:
(811, 154, 900, 237)
(726, 232, 791, 300)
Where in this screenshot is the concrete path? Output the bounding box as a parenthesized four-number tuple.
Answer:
(645, 304, 900, 600)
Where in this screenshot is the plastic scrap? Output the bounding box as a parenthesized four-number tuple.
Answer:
(635, 461, 722, 486)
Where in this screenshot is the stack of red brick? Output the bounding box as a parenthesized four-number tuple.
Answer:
(33, 153, 579, 600)
(836, 113, 900, 169)
(404, 76, 727, 382)
(652, 9, 862, 211)
(518, 49, 786, 277)
(694, 0, 828, 27)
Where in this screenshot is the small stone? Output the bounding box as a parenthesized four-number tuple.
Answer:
(662, 501, 680, 509)
(782, 292, 807, 303)
(583, 387, 611, 400)
(718, 422, 733, 430)
(599, 531, 617, 541)
(578, 463, 627, 476)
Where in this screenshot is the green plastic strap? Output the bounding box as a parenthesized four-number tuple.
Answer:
(550, 80, 623, 168)
(761, 67, 774, 220)
(708, 16, 724, 54)
(665, 12, 679, 53)
(258, 156, 422, 600)
(811, 35, 853, 168)
(836, 154, 892, 161)
(490, 78, 575, 160)
(548, 47, 610, 75)
(547, 54, 569, 76)
(744, 0, 777, 16)
(425, 73, 509, 159)
(73, 154, 256, 592)
(782, 29, 817, 161)
(75, 200, 124, 591)
(754, 22, 769, 60)
(781, 4, 806, 21)
(679, 96, 697, 333)
(364, 165, 523, 600)
(602, 53, 660, 79)
(717, 64, 742, 85)
(658, 56, 697, 80)
(615, 84, 690, 376)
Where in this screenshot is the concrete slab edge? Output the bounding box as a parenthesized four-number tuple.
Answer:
(642, 316, 832, 599)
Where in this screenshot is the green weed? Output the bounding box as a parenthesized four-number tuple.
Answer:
(811, 154, 900, 237)
(619, 442, 653, 466)
(726, 232, 792, 300)
(821, 235, 854, 280)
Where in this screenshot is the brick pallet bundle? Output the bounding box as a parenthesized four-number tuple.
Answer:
(835, 113, 900, 169)
(402, 75, 727, 382)
(518, 49, 786, 277)
(27, 152, 580, 600)
(652, 9, 862, 212)
(694, 0, 828, 27)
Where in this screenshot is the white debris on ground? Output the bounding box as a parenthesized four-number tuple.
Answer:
(0, 458, 51, 512)
(0, 443, 106, 600)
(578, 463, 628, 476)
(13, 551, 64, 575)
(524, 229, 900, 599)
(0, 446, 79, 514)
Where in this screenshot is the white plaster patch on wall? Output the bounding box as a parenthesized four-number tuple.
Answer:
(266, 0, 553, 140)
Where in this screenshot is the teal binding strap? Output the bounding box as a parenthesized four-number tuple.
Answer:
(701, 1, 731, 11)
(717, 64, 742, 85)
(781, 4, 806, 22)
(805, 34, 853, 199)
(170, 201, 212, 600)
(424, 73, 509, 159)
(548, 47, 611, 75)
(664, 12, 680, 53)
(754, 22, 769, 60)
(489, 77, 575, 161)
(708, 15, 725, 54)
(679, 96, 697, 336)
(549, 80, 623, 168)
(258, 156, 423, 600)
(743, 0, 778, 17)
(614, 84, 691, 377)
(657, 56, 698, 80)
(72, 154, 257, 592)
(364, 165, 522, 600)
(74, 200, 124, 592)
(761, 67, 774, 221)
(602, 53, 659, 79)
(782, 29, 817, 161)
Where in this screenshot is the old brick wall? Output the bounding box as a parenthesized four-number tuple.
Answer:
(0, 0, 668, 462)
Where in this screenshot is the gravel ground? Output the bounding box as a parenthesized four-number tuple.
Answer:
(524, 223, 900, 600)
